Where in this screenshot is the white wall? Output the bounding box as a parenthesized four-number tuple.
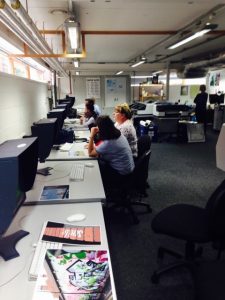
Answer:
(0, 72, 49, 143)
(73, 75, 131, 116)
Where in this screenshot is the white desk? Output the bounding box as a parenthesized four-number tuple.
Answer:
(74, 129, 90, 139)
(25, 160, 105, 205)
(47, 141, 93, 161)
(0, 202, 117, 300)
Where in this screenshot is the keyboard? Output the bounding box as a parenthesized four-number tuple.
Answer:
(70, 163, 85, 181)
(29, 241, 62, 280)
(59, 142, 73, 152)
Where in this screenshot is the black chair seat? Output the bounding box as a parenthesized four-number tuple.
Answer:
(152, 204, 210, 243)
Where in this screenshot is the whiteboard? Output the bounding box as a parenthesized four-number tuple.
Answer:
(105, 77, 127, 107)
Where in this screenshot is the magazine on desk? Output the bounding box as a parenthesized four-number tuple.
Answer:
(32, 249, 114, 300)
(42, 221, 101, 245)
(40, 185, 69, 201)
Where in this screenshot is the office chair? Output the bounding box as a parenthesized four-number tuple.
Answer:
(137, 134, 151, 157)
(151, 179, 225, 282)
(136, 134, 151, 195)
(107, 149, 152, 224)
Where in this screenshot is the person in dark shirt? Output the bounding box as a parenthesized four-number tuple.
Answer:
(194, 84, 208, 130)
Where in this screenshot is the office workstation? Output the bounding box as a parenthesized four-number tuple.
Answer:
(25, 159, 105, 204)
(1, 1, 225, 300)
(0, 137, 114, 299)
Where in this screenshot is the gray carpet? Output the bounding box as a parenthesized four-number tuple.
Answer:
(103, 127, 225, 300)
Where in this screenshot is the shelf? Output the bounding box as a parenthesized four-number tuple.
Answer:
(139, 84, 164, 102)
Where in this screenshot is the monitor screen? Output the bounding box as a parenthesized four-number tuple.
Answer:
(0, 137, 38, 260)
(31, 118, 58, 162)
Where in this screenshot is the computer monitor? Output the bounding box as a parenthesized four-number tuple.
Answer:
(0, 137, 38, 260)
(47, 108, 66, 131)
(209, 94, 224, 104)
(58, 96, 75, 108)
(31, 118, 58, 162)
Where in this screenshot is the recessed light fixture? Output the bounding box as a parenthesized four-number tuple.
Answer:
(116, 71, 123, 75)
(50, 9, 68, 15)
(74, 60, 79, 68)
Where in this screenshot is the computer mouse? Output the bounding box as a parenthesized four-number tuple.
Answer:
(85, 162, 94, 167)
(66, 213, 86, 222)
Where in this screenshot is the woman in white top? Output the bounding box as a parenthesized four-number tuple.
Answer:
(114, 103, 138, 158)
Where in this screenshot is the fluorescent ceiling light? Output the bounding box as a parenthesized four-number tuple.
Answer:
(75, 71, 80, 75)
(168, 29, 211, 49)
(152, 70, 163, 75)
(131, 60, 145, 68)
(68, 26, 78, 49)
(116, 71, 123, 75)
(131, 75, 152, 78)
(74, 60, 79, 68)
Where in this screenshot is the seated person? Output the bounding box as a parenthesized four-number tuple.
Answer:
(88, 115, 134, 190)
(77, 102, 97, 128)
(85, 98, 101, 116)
(114, 103, 138, 158)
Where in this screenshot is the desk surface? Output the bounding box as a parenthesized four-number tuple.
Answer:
(47, 141, 93, 161)
(0, 202, 116, 299)
(25, 160, 105, 205)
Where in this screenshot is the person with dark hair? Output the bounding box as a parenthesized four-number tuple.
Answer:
(194, 84, 208, 130)
(85, 98, 101, 116)
(88, 115, 134, 190)
(114, 103, 138, 158)
(78, 102, 97, 128)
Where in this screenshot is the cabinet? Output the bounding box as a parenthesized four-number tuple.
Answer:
(139, 83, 164, 102)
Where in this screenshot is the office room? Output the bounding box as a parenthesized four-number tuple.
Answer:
(1, 0, 225, 299)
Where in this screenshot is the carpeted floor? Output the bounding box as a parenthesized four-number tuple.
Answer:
(103, 126, 225, 300)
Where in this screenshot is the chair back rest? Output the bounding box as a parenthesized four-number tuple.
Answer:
(133, 150, 151, 182)
(205, 179, 225, 241)
(137, 135, 151, 158)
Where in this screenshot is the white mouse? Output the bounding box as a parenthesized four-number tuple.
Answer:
(66, 213, 86, 222)
(85, 162, 94, 167)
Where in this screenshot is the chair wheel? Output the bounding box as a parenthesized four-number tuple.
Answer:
(151, 272, 159, 284)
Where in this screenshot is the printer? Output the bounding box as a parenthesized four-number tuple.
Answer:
(130, 100, 158, 115)
(153, 102, 191, 117)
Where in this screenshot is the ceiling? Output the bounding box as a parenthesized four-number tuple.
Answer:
(3, 0, 225, 77)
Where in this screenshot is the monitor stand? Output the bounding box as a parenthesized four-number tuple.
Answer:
(0, 230, 29, 261)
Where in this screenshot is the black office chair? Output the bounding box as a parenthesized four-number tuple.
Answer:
(107, 149, 152, 224)
(137, 134, 151, 157)
(136, 134, 151, 196)
(151, 179, 225, 282)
